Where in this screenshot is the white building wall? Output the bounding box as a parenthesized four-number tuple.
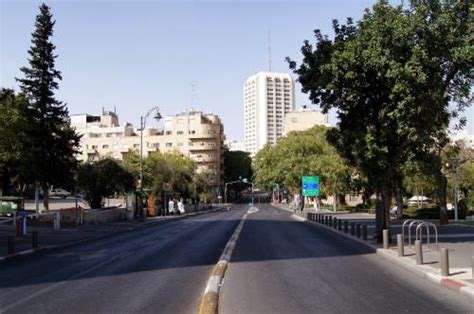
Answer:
(244, 72, 295, 156)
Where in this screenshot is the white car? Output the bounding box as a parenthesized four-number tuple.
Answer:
(49, 188, 71, 199)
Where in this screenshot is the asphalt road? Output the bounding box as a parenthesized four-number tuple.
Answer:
(0, 206, 246, 313)
(220, 204, 474, 314)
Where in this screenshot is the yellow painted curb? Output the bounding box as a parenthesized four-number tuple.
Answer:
(198, 207, 256, 314)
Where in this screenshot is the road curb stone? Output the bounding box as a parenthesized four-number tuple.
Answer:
(199, 207, 257, 314)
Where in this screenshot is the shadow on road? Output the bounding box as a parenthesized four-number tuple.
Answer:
(0, 206, 374, 290)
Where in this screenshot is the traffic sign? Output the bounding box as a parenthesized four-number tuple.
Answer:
(302, 176, 319, 196)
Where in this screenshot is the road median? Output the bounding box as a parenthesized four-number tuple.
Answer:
(199, 206, 257, 314)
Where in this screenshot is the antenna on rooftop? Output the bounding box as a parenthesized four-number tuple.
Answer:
(190, 81, 197, 111)
(268, 30, 272, 72)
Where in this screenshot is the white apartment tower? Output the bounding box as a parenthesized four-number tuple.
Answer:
(244, 72, 295, 156)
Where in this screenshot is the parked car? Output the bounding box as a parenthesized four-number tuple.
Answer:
(49, 188, 71, 199)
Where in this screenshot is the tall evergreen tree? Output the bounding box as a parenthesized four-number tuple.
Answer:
(16, 3, 80, 209)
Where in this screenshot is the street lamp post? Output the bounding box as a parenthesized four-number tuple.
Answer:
(139, 106, 162, 187)
(139, 106, 161, 218)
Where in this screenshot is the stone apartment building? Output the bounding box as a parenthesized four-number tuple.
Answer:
(70, 110, 225, 189)
(283, 107, 331, 135)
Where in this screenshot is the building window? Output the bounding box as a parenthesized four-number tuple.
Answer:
(92, 145, 98, 149)
(177, 131, 184, 135)
(102, 144, 109, 149)
(177, 142, 184, 147)
(133, 144, 139, 148)
(166, 143, 172, 147)
(166, 131, 172, 135)
(189, 130, 196, 134)
(291, 117, 298, 123)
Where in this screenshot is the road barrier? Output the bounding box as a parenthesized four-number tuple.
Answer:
(397, 234, 404, 257)
(338, 219, 342, 231)
(350, 222, 355, 236)
(471, 257, 474, 280)
(344, 220, 348, 233)
(356, 224, 361, 238)
(440, 248, 449, 276)
(362, 224, 367, 240)
(415, 240, 423, 264)
(383, 229, 389, 249)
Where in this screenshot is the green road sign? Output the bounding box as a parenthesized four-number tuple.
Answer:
(302, 176, 319, 196)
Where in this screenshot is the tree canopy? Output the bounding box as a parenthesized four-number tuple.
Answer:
(287, 0, 473, 239)
(0, 89, 28, 196)
(223, 150, 253, 183)
(253, 126, 349, 199)
(77, 158, 134, 209)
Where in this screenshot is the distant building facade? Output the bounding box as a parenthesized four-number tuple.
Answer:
(224, 139, 245, 152)
(71, 110, 225, 189)
(450, 130, 474, 149)
(283, 107, 330, 135)
(244, 72, 295, 156)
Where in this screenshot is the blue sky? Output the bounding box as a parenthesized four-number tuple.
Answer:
(1, 0, 472, 140)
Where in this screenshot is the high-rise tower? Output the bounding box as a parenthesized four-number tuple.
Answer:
(243, 72, 295, 156)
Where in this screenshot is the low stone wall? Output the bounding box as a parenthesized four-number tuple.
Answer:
(83, 207, 126, 224)
(59, 207, 126, 224)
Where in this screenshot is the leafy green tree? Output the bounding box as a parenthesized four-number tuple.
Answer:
(77, 158, 134, 209)
(145, 152, 195, 200)
(287, 0, 472, 239)
(0, 89, 28, 196)
(253, 126, 350, 209)
(15, 4, 80, 209)
(224, 150, 253, 183)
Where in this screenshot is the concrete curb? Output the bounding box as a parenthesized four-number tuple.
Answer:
(0, 208, 225, 265)
(199, 207, 256, 314)
(291, 213, 474, 301)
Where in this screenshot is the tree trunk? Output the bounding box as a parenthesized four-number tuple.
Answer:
(395, 182, 403, 220)
(438, 173, 449, 225)
(42, 183, 49, 210)
(375, 182, 392, 243)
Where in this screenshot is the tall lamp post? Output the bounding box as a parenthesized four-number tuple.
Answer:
(139, 106, 162, 187)
(138, 107, 161, 219)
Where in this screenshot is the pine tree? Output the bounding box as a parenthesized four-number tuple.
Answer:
(16, 3, 80, 210)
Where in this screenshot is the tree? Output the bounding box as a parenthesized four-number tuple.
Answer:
(223, 150, 253, 183)
(287, 0, 472, 240)
(253, 126, 350, 208)
(77, 158, 134, 209)
(16, 3, 80, 209)
(0, 89, 28, 196)
(148, 152, 195, 200)
(223, 150, 253, 201)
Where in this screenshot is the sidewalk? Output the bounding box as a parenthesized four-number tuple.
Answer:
(0, 206, 225, 261)
(275, 204, 474, 298)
